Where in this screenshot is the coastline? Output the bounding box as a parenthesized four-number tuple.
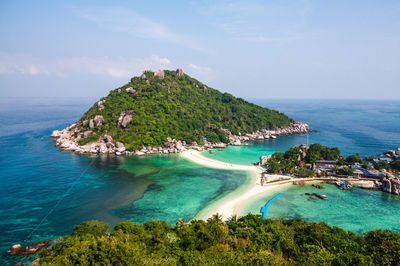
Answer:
(181, 150, 292, 221)
(51, 122, 311, 156)
(181, 150, 380, 221)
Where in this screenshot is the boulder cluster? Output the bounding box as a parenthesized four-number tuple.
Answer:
(97, 99, 106, 110)
(227, 122, 310, 146)
(51, 122, 311, 157)
(125, 87, 137, 98)
(383, 148, 400, 158)
(88, 115, 104, 129)
(154, 70, 165, 79)
(381, 173, 400, 195)
(8, 240, 51, 256)
(117, 111, 133, 129)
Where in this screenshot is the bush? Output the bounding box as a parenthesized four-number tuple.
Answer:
(346, 154, 362, 164)
(295, 168, 315, 177)
(336, 167, 354, 176)
(373, 161, 389, 170)
(113, 221, 145, 235)
(73, 220, 110, 237)
(390, 158, 400, 171)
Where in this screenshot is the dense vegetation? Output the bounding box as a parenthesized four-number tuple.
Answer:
(76, 70, 294, 150)
(38, 215, 400, 265)
(391, 158, 400, 171)
(266, 143, 341, 175)
(266, 143, 399, 176)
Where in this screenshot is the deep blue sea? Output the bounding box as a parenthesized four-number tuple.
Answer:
(0, 97, 399, 264)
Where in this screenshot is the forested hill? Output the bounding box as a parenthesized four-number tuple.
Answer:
(75, 69, 294, 150)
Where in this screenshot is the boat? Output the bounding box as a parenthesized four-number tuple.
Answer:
(313, 193, 328, 200)
(218, 148, 223, 151)
(209, 150, 214, 154)
(336, 181, 352, 190)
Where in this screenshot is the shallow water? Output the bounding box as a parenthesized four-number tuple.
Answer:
(0, 98, 248, 263)
(243, 183, 400, 234)
(0, 98, 399, 263)
(204, 99, 400, 165)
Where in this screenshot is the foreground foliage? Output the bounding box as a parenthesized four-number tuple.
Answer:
(39, 214, 400, 265)
(77, 70, 294, 150)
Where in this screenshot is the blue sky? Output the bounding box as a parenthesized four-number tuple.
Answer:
(0, 0, 399, 99)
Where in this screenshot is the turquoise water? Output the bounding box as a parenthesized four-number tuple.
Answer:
(112, 155, 249, 224)
(1, 97, 399, 263)
(204, 99, 400, 165)
(0, 98, 248, 263)
(243, 183, 400, 234)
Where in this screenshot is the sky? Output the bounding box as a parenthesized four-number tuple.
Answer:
(0, 0, 399, 99)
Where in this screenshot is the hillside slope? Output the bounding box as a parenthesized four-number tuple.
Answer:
(51, 69, 309, 155)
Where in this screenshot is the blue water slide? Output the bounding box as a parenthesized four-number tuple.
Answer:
(260, 192, 285, 219)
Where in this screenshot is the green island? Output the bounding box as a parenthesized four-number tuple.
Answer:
(53, 69, 301, 153)
(37, 215, 399, 265)
(80, 69, 294, 149)
(263, 143, 400, 177)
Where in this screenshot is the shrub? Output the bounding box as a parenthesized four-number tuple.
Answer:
(72, 220, 110, 237)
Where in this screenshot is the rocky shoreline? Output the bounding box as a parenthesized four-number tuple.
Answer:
(51, 122, 311, 156)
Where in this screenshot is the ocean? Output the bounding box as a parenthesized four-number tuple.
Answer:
(1, 97, 399, 263)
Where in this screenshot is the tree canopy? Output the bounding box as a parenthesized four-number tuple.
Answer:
(39, 215, 400, 265)
(76, 70, 294, 150)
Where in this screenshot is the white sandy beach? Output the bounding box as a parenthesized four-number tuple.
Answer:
(181, 150, 292, 221)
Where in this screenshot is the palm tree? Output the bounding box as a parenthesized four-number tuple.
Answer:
(229, 214, 238, 222)
(176, 218, 186, 229)
(208, 213, 222, 223)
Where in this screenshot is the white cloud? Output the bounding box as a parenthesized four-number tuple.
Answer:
(187, 63, 214, 82)
(0, 52, 50, 76)
(0, 52, 172, 79)
(71, 6, 209, 53)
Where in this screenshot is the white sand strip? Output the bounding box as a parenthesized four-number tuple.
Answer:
(181, 150, 292, 221)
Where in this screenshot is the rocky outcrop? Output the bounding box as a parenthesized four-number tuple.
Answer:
(88, 115, 104, 129)
(227, 122, 310, 145)
(82, 130, 93, 138)
(125, 87, 136, 98)
(259, 155, 272, 165)
(51, 122, 311, 157)
(381, 175, 400, 195)
(97, 99, 106, 110)
(154, 70, 165, 79)
(291, 143, 309, 161)
(383, 147, 400, 159)
(115, 142, 126, 153)
(117, 111, 133, 128)
(162, 83, 171, 93)
(8, 240, 51, 256)
(203, 86, 208, 94)
(176, 68, 184, 77)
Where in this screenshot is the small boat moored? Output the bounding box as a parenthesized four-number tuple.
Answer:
(336, 181, 352, 190)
